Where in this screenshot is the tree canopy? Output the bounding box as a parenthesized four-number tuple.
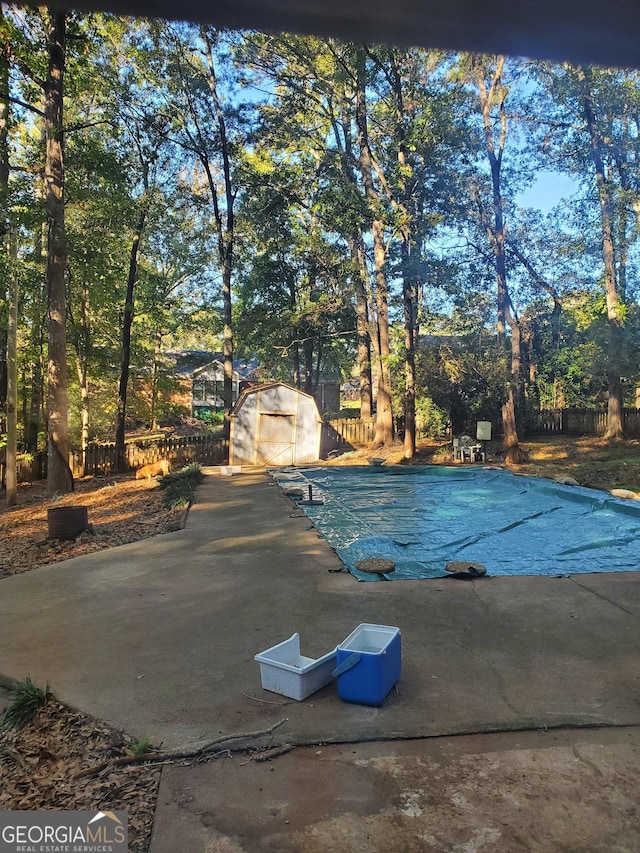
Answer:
(2, 12, 639, 493)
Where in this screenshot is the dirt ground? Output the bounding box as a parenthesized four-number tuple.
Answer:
(0, 474, 187, 578)
(1, 435, 639, 851)
(0, 689, 160, 853)
(329, 434, 640, 495)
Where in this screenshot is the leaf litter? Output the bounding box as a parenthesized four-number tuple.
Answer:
(0, 474, 190, 850)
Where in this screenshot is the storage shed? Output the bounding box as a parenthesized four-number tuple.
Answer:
(229, 382, 323, 466)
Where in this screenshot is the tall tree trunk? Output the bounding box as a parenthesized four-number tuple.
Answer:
(27, 122, 47, 454)
(221, 246, 233, 430)
(348, 231, 372, 418)
(115, 208, 146, 472)
(76, 357, 89, 458)
(502, 302, 525, 463)
(579, 67, 624, 439)
(0, 328, 6, 448)
(401, 240, 416, 458)
(6, 229, 17, 505)
(150, 328, 162, 430)
(354, 47, 393, 447)
(71, 279, 91, 465)
(45, 11, 72, 494)
(303, 339, 314, 395)
(314, 340, 323, 395)
(473, 56, 526, 463)
(371, 221, 393, 447)
(388, 49, 416, 458)
(26, 322, 45, 453)
(1, 15, 10, 496)
(292, 342, 301, 388)
(336, 101, 372, 420)
(203, 29, 235, 437)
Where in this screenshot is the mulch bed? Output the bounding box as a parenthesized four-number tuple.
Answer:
(0, 692, 160, 852)
(0, 475, 187, 577)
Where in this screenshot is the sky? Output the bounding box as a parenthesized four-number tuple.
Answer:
(518, 171, 580, 214)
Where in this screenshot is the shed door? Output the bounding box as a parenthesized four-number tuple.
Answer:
(257, 413, 295, 465)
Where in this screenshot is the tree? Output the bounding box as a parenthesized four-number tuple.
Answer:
(466, 55, 527, 463)
(235, 158, 354, 391)
(44, 11, 72, 492)
(153, 23, 241, 435)
(238, 34, 376, 419)
(114, 125, 154, 471)
(532, 63, 640, 437)
(353, 46, 394, 447)
(1, 7, 14, 503)
(365, 46, 456, 456)
(578, 66, 625, 439)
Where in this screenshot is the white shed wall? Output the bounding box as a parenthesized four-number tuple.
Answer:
(229, 383, 322, 466)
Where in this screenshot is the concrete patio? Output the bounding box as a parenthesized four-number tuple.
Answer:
(1, 467, 639, 850)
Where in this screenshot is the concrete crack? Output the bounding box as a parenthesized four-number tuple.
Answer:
(452, 640, 522, 717)
(569, 576, 640, 620)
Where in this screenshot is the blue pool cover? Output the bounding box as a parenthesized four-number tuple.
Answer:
(275, 466, 640, 581)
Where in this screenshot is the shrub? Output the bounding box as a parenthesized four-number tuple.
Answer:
(158, 463, 204, 510)
(415, 395, 449, 438)
(1, 677, 50, 731)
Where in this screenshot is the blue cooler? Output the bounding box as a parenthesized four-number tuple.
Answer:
(332, 623, 401, 706)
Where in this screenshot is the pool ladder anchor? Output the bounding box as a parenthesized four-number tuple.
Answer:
(299, 485, 324, 506)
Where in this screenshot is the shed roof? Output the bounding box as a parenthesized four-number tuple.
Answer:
(231, 382, 321, 418)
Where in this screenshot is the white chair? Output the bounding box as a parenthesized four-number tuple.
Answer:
(457, 435, 473, 462)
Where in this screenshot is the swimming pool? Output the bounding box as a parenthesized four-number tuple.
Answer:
(274, 466, 640, 581)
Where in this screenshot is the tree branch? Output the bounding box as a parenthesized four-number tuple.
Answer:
(8, 96, 45, 117)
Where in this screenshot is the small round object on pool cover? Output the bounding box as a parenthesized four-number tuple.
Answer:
(445, 561, 486, 576)
(357, 558, 396, 574)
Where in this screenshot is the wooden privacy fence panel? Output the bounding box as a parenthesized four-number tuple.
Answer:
(527, 408, 640, 437)
(623, 408, 640, 437)
(78, 434, 229, 476)
(325, 416, 446, 447)
(12, 434, 228, 484)
(14, 452, 48, 483)
(326, 417, 377, 447)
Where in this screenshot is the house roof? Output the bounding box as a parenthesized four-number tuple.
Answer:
(163, 351, 260, 380)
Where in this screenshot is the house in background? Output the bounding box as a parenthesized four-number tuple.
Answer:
(163, 351, 260, 416)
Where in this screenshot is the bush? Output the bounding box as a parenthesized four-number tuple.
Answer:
(195, 409, 224, 427)
(415, 395, 449, 438)
(1, 677, 50, 731)
(158, 463, 204, 510)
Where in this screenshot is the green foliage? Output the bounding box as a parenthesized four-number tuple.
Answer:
(415, 395, 449, 438)
(325, 406, 361, 419)
(125, 736, 155, 757)
(1, 677, 50, 731)
(158, 463, 204, 510)
(4, 15, 640, 459)
(195, 409, 225, 427)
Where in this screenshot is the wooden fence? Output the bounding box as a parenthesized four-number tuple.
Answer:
(11, 406, 640, 485)
(11, 434, 229, 484)
(526, 408, 640, 437)
(14, 453, 48, 483)
(14, 420, 375, 484)
(325, 416, 378, 447)
(324, 415, 449, 447)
